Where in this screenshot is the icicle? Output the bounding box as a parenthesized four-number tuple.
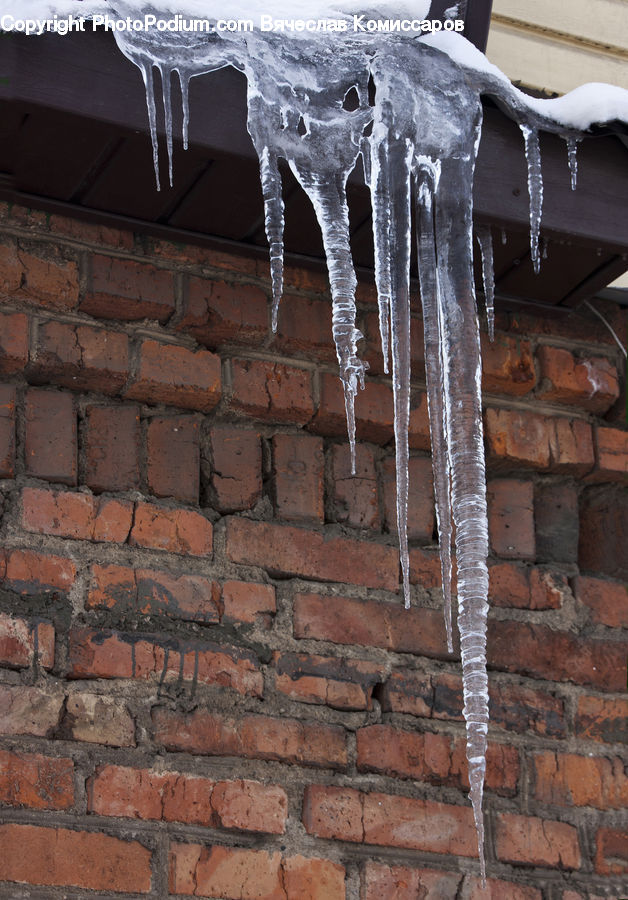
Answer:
(259, 146, 285, 330)
(415, 162, 453, 649)
(520, 125, 543, 274)
(158, 63, 174, 188)
(178, 69, 191, 151)
(501, 227, 507, 245)
(475, 225, 495, 341)
(566, 136, 579, 190)
(367, 124, 393, 375)
(138, 58, 161, 190)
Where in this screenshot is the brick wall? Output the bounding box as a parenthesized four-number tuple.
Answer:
(0, 200, 626, 899)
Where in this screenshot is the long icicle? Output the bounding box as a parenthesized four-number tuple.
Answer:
(435, 151, 489, 884)
(368, 119, 394, 374)
(158, 63, 174, 188)
(259, 147, 285, 331)
(415, 164, 454, 649)
(475, 224, 495, 341)
(520, 124, 543, 274)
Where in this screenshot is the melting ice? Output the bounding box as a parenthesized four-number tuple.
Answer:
(6, 0, 628, 879)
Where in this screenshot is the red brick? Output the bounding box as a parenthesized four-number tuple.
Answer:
(532, 751, 628, 810)
(382, 455, 434, 540)
(379, 669, 567, 737)
(594, 827, 628, 875)
(0, 239, 22, 292)
(272, 294, 335, 361)
(82, 254, 175, 322)
(579, 486, 628, 580)
(282, 855, 345, 900)
(485, 408, 552, 469)
(482, 333, 536, 396)
(294, 592, 453, 659)
(576, 694, 628, 744)
(0, 684, 64, 737)
(209, 425, 262, 512)
(487, 479, 535, 560)
(274, 652, 385, 710)
(152, 707, 347, 769)
(273, 433, 324, 523)
(0, 824, 151, 893)
(130, 500, 213, 556)
(21, 487, 133, 543)
(125, 339, 221, 412)
(3, 549, 76, 594)
(535, 482, 579, 563)
(312, 373, 429, 448)
(488, 620, 626, 691)
(227, 518, 399, 591)
(68, 627, 262, 696)
(549, 418, 595, 476)
(489, 563, 565, 610)
(15, 246, 79, 310)
(169, 844, 284, 899)
(147, 415, 200, 503)
(230, 358, 314, 424)
(303, 785, 477, 856)
(89, 765, 287, 834)
(331, 443, 380, 529)
(179, 277, 268, 348)
(85, 403, 141, 492)
(221, 580, 276, 625)
(499, 299, 627, 348)
(0, 384, 16, 477)
(24, 388, 76, 484)
(356, 725, 519, 795)
(537, 345, 619, 413)
(591, 426, 628, 483)
(0, 310, 29, 374)
(87, 563, 221, 624)
(363, 311, 424, 378)
(64, 691, 135, 746)
(0, 612, 54, 669)
(48, 215, 134, 250)
(361, 862, 461, 900)
(574, 575, 628, 628)
(459, 875, 542, 900)
(31, 320, 129, 394)
(0, 749, 74, 810)
(496, 813, 580, 869)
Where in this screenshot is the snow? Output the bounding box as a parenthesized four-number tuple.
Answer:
(4, 1, 628, 882)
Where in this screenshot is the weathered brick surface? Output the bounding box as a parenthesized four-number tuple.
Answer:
(2, 548, 76, 594)
(532, 750, 628, 809)
(208, 425, 263, 512)
(230, 358, 314, 423)
(227, 518, 399, 591)
(222, 580, 276, 625)
(0, 612, 54, 669)
(30, 320, 130, 394)
(152, 708, 347, 768)
(481, 333, 536, 396)
(22, 486, 133, 542)
(331, 443, 380, 529)
(534, 482, 579, 563)
(124, 339, 221, 411)
(487, 478, 535, 560)
(0, 684, 65, 736)
(179, 277, 268, 348)
(382, 454, 434, 540)
(25, 388, 77, 484)
(574, 574, 628, 628)
(0, 824, 151, 893)
(0, 749, 74, 810)
(579, 486, 628, 579)
(274, 652, 385, 710)
(68, 627, 262, 696)
(146, 415, 200, 502)
(537, 345, 619, 413)
(273, 432, 324, 523)
(129, 500, 213, 556)
(83, 254, 175, 322)
(90, 765, 287, 833)
(63, 691, 136, 747)
(85, 403, 141, 492)
(575, 695, 628, 744)
(0, 383, 16, 477)
(496, 813, 581, 869)
(594, 827, 628, 875)
(0, 310, 29, 375)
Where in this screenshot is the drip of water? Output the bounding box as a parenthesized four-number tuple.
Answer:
(520, 124, 543, 275)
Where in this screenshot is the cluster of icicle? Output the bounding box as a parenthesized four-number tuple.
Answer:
(96, 4, 627, 879)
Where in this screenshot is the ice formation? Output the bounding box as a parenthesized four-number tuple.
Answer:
(5, 0, 628, 879)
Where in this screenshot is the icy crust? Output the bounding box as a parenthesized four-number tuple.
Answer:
(6, 3, 628, 882)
